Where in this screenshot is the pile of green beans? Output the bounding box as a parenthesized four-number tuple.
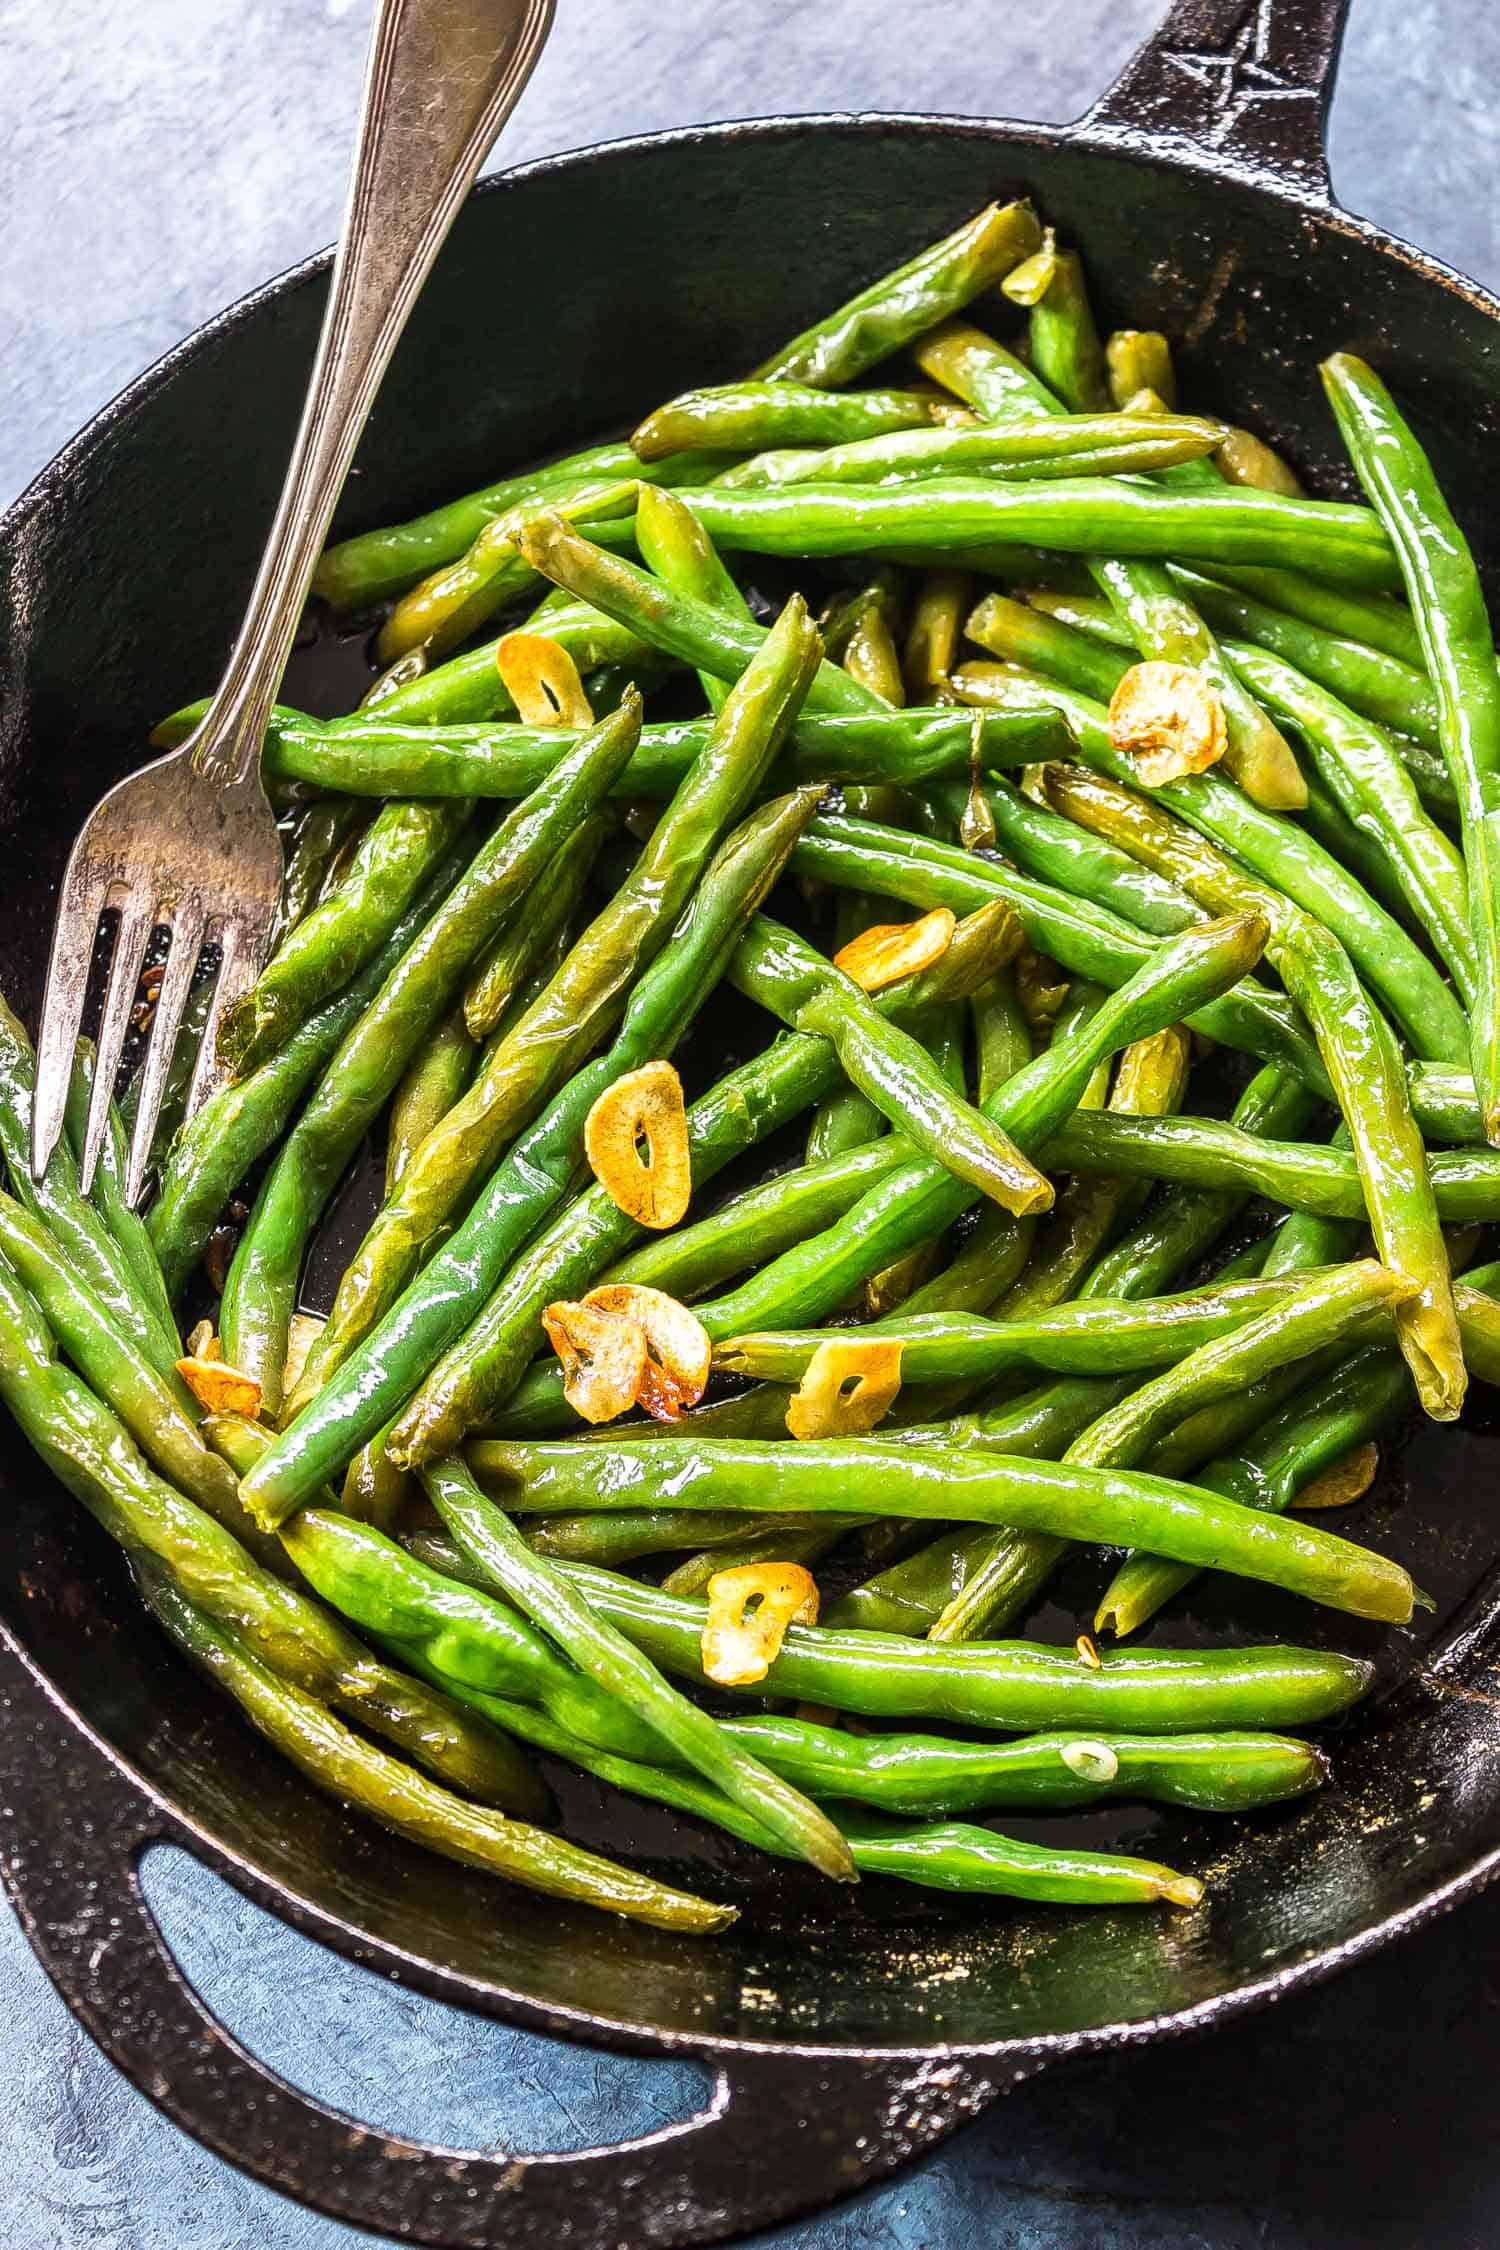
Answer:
(13, 199, 1500, 1937)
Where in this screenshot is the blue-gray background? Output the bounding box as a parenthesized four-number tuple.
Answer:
(3, 2, 1499, 2243)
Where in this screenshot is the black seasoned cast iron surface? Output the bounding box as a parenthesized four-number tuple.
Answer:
(7, 0, 1500, 2238)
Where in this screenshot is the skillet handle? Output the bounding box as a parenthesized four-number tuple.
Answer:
(0, 1630, 1009, 2247)
(1079, 0, 1352, 204)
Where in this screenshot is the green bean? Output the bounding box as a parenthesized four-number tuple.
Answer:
(0, 1191, 263, 1548)
(970, 961, 1031, 1108)
(1095, 1335, 1420, 1638)
(385, 1006, 474, 1196)
(967, 588, 1125, 701)
(696, 911, 1268, 1342)
(306, 599, 821, 1401)
(1046, 762, 1465, 1419)
(984, 1027, 1190, 1322)
(517, 1695, 1209, 1900)
(933, 765, 1203, 937)
(274, 800, 369, 943)
(1069, 1260, 1407, 1474)
(0, 1001, 181, 1382)
(0, 1257, 551, 1810)
(729, 915, 1050, 1213)
(1157, 570, 1446, 753)
(659, 1518, 854, 1597)
(64, 1042, 181, 1355)
(220, 700, 642, 1414)
(951, 649, 1466, 1064)
(830, 580, 907, 706)
(379, 481, 644, 664)
(904, 569, 970, 694)
(730, 414, 1232, 489)
(557, 1562, 1374, 1730)
(910, 320, 1050, 420)
(522, 1508, 825, 1567)
(219, 799, 474, 1076)
(466, 1688, 1208, 1902)
(888, 986, 1072, 1325)
(914, 314, 1304, 806)
(803, 893, 894, 1160)
(755, 200, 1043, 387)
(243, 786, 831, 1515)
(485, 1432, 1414, 1622)
(1323, 352, 1500, 1145)
(246, 700, 1067, 800)
(1226, 644, 1473, 994)
(837, 1808, 1205, 1904)
(1027, 242, 1110, 412)
(742, 1717, 1322, 1814)
(516, 511, 878, 712)
(791, 813, 1329, 1089)
(605, 1139, 908, 1302)
(312, 440, 710, 612)
(1404, 1067, 1485, 1144)
(634, 381, 945, 457)
(1106, 330, 1176, 410)
(148, 835, 471, 1298)
(671, 481, 1400, 587)
(281, 1506, 666, 1760)
(1200, 564, 1425, 669)
(1040, 1109, 1500, 1221)
(421, 1456, 854, 1882)
(830, 1068, 1320, 1638)
(464, 813, 609, 1039)
(142, 1566, 730, 1932)
(636, 484, 753, 710)
(709, 1273, 1335, 1386)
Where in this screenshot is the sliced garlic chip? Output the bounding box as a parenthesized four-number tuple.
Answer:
(786, 1336, 904, 1440)
(833, 906, 956, 992)
(174, 1354, 262, 1421)
(583, 1283, 710, 1421)
(702, 1561, 821, 1687)
(1107, 659, 1227, 786)
(1292, 1442, 1380, 1510)
(541, 1298, 648, 1425)
(495, 631, 596, 729)
(584, 1060, 692, 1229)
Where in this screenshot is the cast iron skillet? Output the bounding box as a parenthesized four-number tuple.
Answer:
(5, 0, 1500, 2240)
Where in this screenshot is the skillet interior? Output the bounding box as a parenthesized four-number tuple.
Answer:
(6, 114, 1500, 2056)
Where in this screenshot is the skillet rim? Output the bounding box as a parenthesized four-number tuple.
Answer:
(6, 104, 1500, 2069)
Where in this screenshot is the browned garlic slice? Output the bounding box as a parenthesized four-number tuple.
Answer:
(702, 1561, 821, 1687)
(786, 1336, 904, 1440)
(584, 1060, 692, 1229)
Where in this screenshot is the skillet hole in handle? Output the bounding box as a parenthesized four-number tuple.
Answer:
(0, 1629, 1009, 2248)
(1079, 0, 1354, 205)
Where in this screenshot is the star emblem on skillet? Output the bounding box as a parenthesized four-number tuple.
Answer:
(1162, 0, 1319, 147)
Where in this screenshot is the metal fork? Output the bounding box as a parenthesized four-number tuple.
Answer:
(33, 0, 554, 1202)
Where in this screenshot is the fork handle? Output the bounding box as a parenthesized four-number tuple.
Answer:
(192, 0, 555, 791)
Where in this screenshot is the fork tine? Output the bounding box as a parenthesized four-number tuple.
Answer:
(32, 852, 115, 1183)
(76, 896, 156, 1196)
(124, 912, 206, 1208)
(183, 916, 260, 1127)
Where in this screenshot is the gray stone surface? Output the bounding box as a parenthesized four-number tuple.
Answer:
(3, 2, 1500, 2244)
